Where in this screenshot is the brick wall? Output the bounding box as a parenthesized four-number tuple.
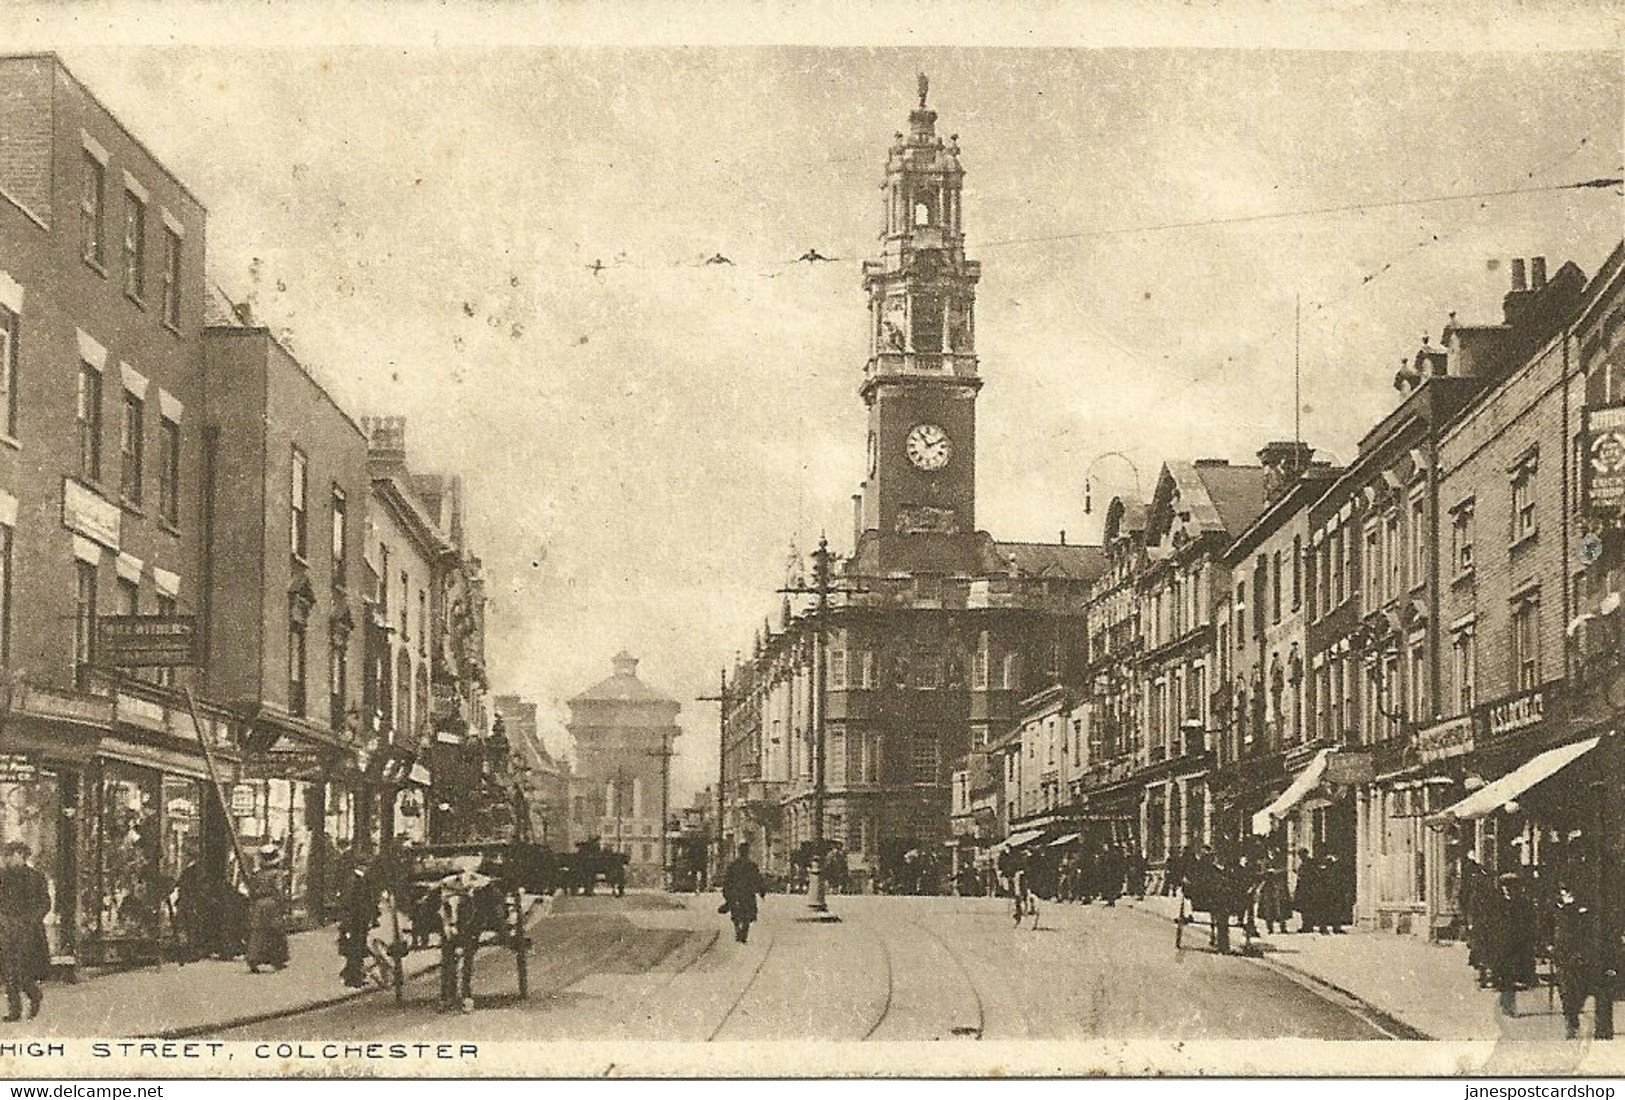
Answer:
(0, 57, 53, 226)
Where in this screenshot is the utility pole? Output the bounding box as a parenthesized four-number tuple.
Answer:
(697, 668, 731, 885)
(778, 535, 864, 920)
(647, 732, 676, 889)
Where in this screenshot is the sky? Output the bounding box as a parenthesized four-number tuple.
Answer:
(16, 8, 1621, 806)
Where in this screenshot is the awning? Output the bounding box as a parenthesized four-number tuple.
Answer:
(1427, 737, 1600, 825)
(1048, 832, 1080, 847)
(1004, 829, 1046, 850)
(1251, 748, 1332, 836)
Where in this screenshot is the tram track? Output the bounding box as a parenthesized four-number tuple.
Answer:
(901, 909, 986, 1040)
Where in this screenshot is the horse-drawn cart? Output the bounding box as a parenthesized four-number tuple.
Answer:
(372, 840, 547, 1009)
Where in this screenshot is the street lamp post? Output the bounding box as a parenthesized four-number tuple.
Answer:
(697, 669, 732, 886)
(777, 535, 861, 921)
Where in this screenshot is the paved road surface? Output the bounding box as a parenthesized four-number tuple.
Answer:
(215, 892, 1388, 1042)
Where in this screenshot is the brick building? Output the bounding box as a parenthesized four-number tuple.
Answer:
(199, 289, 371, 921)
(0, 54, 235, 968)
(1212, 445, 1340, 853)
(494, 694, 571, 847)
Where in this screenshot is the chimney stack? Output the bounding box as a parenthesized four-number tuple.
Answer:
(1511, 258, 1528, 292)
(1531, 256, 1547, 289)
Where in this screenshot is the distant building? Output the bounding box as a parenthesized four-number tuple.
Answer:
(565, 652, 681, 886)
(494, 693, 570, 846)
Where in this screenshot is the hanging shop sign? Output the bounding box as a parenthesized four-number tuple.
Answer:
(1584, 403, 1625, 516)
(0, 753, 39, 784)
(96, 615, 200, 668)
(1418, 715, 1477, 764)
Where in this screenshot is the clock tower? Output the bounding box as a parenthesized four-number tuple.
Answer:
(857, 74, 983, 571)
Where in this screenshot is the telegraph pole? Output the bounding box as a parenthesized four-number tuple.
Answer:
(697, 668, 731, 886)
(647, 732, 676, 889)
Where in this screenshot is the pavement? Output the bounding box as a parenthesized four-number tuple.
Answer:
(1121, 894, 1596, 1042)
(4, 894, 546, 1040)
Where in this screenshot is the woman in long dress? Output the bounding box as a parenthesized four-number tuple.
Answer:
(245, 844, 291, 973)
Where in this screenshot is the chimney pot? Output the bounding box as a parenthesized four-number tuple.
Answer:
(1511, 258, 1528, 292)
(1531, 256, 1547, 289)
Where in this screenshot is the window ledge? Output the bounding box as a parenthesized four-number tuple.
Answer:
(119, 500, 144, 519)
(1451, 568, 1476, 588)
(158, 518, 181, 538)
(125, 291, 146, 312)
(1510, 530, 1540, 553)
(162, 318, 182, 338)
(83, 257, 108, 280)
(0, 433, 19, 453)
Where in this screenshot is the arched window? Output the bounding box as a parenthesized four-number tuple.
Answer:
(914, 199, 932, 227)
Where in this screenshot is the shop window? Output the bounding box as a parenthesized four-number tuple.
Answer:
(95, 764, 162, 941)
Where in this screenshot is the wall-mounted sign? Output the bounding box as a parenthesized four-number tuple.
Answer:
(97, 615, 199, 668)
(241, 748, 329, 781)
(1584, 404, 1625, 516)
(0, 753, 39, 784)
(1486, 688, 1545, 739)
(1325, 751, 1375, 786)
(1418, 715, 1476, 763)
(62, 479, 121, 550)
(230, 784, 258, 816)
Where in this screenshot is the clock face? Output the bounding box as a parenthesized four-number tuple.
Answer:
(906, 423, 952, 471)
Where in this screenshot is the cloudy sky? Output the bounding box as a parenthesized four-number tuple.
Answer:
(18, 4, 1621, 803)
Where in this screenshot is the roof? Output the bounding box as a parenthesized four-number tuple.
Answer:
(991, 541, 1107, 581)
(570, 651, 680, 706)
(204, 282, 251, 327)
(1188, 462, 1272, 539)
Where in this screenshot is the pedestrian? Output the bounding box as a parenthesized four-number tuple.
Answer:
(1485, 871, 1536, 1016)
(1256, 850, 1290, 935)
(244, 843, 290, 974)
(1010, 856, 1039, 930)
(337, 862, 378, 989)
(1553, 874, 1615, 1040)
(1292, 848, 1320, 933)
(1127, 844, 1147, 900)
(720, 842, 766, 944)
(1101, 844, 1126, 907)
(0, 841, 49, 1022)
(171, 858, 215, 963)
(1458, 847, 1493, 986)
(1321, 854, 1350, 933)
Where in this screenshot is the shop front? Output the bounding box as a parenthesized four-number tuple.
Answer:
(80, 688, 238, 968)
(235, 724, 360, 927)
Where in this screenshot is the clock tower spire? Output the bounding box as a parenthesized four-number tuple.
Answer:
(857, 75, 982, 569)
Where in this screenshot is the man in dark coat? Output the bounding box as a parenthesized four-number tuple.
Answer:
(337, 863, 378, 988)
(1458, 848, 1493, 986)
(1293, 849, 1320, 933)
(720, 843, 766, 943)
(1486, 871, 1537, 1015)
(0, 841, 50, 1020)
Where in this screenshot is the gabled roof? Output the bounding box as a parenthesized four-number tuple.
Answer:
(1147, 461, 1272, 551)
(993, 540, 1107, 582)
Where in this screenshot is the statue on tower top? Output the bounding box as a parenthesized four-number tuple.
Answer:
(917, 72, 929, 109)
